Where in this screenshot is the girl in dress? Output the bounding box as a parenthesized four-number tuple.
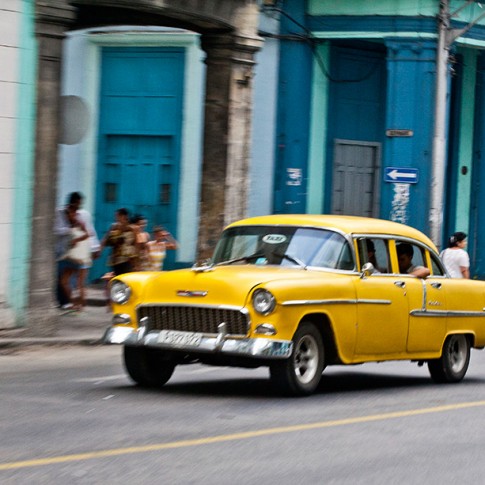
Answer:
(145, 226, 178, 271)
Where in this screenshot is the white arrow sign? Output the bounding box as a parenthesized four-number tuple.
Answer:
(388, 169, 415, 180)
(385, 167, 419, 184)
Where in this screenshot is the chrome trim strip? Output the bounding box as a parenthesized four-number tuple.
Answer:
(358, 299, 392, 305)
(103, 327, 293, 359)
(176, 290, 208, 297)
(421, 279, 427, 312)
(410, 309, 485, 317)
(281, 299, 391, 306)
(282, 299, 356, 306)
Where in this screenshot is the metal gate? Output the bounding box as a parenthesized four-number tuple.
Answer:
(332, 139, 381, 217)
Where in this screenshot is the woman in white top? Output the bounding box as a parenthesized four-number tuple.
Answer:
(440, 232, 470, 279)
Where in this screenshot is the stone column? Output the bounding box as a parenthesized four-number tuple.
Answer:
(24, 2, 75, 335)
(197, 31, 263, 260)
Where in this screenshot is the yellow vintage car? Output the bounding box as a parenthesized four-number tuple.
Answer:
(104, 214, 485, 396)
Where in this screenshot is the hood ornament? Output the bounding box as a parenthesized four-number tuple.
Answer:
(191, 259, 214, 273)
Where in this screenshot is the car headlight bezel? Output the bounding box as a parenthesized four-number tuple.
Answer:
(110, 280, 131, 305)
(252, 288, 276, 315)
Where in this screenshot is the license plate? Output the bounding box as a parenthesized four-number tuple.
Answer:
(158, 330, 202, 348)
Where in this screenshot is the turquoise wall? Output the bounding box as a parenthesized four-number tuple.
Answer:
(8, 0, 36, 319)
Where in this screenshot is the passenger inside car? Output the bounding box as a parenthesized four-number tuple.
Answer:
(358, 238, 389, 273)
(396, 243, 430, 278)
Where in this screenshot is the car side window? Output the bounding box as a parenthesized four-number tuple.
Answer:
(430, 252, 446, 276)
(357, 238, 390, 273)
(395, 241, 427, 275)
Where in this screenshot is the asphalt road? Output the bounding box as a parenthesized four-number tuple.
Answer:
(2, 344, 485, 484)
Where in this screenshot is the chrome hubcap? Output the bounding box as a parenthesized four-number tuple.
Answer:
(448, 335, 467, 373)
(293, 334, 319, 384)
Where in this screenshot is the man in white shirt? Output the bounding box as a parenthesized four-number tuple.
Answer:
(54, 192, 100, 308)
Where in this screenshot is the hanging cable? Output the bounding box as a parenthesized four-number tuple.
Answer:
(262, 5, 382, 83)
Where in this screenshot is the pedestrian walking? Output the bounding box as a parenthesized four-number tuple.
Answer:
(440, 232, 470, 278)
(57, 206, 90, 309)
(131, 214, 150, 270)
(101, 208, 138, 275)
(54, 191, 99, 309)
(145, 226, 178, 271)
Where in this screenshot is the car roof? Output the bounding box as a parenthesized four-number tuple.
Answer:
(226, 214, 437, 251)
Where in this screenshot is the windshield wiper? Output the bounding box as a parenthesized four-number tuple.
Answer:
(272, 252, 307, 269)
(217, 252, 306, 269)
(216, 252, 266, 266)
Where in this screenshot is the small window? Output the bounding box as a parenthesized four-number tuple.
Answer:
(104, 183, 117, 203)
(160, 184, 171, 204)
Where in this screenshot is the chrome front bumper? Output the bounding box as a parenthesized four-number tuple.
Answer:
(103, 325, 293, 359)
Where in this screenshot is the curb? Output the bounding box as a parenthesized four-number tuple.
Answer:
(0, 285, 110, 349)
(0, 337, 103, 349)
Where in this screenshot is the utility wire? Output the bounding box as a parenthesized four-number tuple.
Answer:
(262, 5, 381, 83)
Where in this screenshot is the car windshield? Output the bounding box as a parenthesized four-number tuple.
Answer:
(212, 226, 354, 270)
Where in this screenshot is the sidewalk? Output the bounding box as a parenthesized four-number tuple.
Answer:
(0, 286, 112, 349)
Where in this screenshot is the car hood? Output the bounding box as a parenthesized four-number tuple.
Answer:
(120, 265, 338, 307)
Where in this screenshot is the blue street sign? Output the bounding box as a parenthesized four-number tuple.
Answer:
(384, 167, 419, 184)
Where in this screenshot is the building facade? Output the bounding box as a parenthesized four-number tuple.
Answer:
(274, 0, 485, 277)
(3, 0, 485, 333)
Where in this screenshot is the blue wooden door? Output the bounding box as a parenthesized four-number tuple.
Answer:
(93, 47, 184, 278)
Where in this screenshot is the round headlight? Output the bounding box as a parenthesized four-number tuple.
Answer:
(110, 280, 131, 305)
(252, 289, 276, 315)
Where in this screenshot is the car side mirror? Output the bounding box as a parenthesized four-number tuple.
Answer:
(361, 262, 376, 278)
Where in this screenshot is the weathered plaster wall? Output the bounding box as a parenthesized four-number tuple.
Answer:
(0, 0, 36, 327)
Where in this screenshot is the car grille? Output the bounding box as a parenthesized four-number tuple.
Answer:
(137, 305, 250, 336)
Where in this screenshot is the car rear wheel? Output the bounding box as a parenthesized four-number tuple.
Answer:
(428, 334, 470, 383)
(123, 346, 175, 388)
(270, 322, 325, 396)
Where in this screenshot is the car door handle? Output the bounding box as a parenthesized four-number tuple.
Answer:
(394, 281, 406, 288)
(430, 282, 442, 289)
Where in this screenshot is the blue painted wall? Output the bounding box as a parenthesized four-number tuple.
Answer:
(274, 5, 438, 230)
(381, 40, 436, 233)
(324, 42, 386, 212)
(469, 51, 485, 278)
(273, 0, 313, 214)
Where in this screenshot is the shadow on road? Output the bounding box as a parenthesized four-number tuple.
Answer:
(102, 365, 485, 399)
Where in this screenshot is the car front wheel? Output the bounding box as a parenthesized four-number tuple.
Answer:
(270, 322, 325, 396)
(428, 334, 470, 383)
(123, 346, 175, 388)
